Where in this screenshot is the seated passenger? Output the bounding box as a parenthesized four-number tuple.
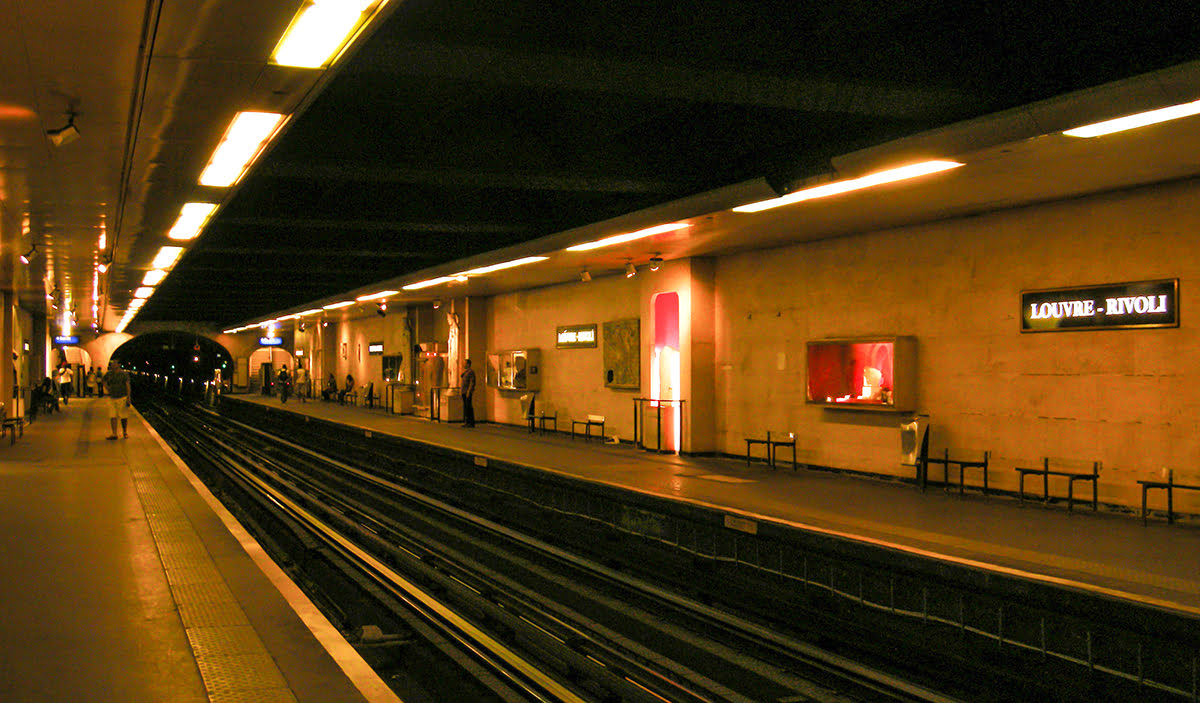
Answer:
(322, 373, 337, 401)
(338, 373, 355, 405)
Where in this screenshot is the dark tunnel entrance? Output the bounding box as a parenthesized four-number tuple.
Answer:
(111, 332, 234, 383)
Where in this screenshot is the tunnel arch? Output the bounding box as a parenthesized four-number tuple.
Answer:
(110, 331, 234, 382)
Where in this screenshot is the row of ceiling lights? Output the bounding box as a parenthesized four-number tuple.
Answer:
(227, 75, 1200, 337)
(115, 0, 386, 334)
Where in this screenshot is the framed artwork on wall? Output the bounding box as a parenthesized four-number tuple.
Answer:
(341, 342, 347, 360)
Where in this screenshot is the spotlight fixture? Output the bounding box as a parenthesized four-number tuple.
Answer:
(97, 256, 110, 273)
(625, 261, 637, 278)
(432, 299, 442, 310)
(46, 110, 80, 147)
(19, 244, 36, 265)
(649, 255, 663, 271)
(580, 270, 592, 282)
(376, 301, 387, 317)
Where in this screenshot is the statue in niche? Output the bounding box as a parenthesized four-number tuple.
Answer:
(446, 312, 460, 388)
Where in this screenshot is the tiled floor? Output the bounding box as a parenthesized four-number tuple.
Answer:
(0, 398, 392, 703)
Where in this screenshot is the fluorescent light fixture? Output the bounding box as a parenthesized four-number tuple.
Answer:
(459, 256, 548, 275)
(298, 308, 323, 316)
(279, 314, 300, 320)
(142, 269, 167, 286)
(168, 202, 217, 241)
(152, 246, 185, 269)
(733, 160, 964, 213)
(199, 112, 285, 187)
(566, 222, 690, 252)
(128, 299, 146, 308)
(222, 328, 238, 334)
(134, 287, 154, 299)
(403, 276, 457, 291)
(273, 0, 377, 69)
(1063, 98, 1200, 138)
(322, 300, 354, 309)
(356, 289, 398, 301)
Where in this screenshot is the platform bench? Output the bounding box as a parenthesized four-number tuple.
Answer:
(1138, 471, 1200, 525)
(1, 416, 25, 445)
(528, 404, 557, 435)
(925, 449, 990, 495)
(1015, 458, 1100, 512)
(745, 431, 797, 470)
(571, 414, 605, 442)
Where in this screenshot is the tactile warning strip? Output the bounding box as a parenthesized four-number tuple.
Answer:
(130, 462, 298, 703)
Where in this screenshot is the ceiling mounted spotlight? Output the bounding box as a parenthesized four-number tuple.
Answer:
(376, 301, 387, 316)
(46, 110, 81, 147)
(625, 261, 637, 278)
(649, 255, 663, 271)
(580, 270, 592, 282)
(97, 257, 110, 273)
(19, 244, 36, 265)
(432, 299, 442, 310)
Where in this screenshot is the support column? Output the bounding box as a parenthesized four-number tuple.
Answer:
(463, 297, 488, 422)
(2, 290, 14, 420)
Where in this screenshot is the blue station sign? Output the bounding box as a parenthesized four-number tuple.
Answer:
(53, 335, 80, 345)
(258, 337, 284, 346)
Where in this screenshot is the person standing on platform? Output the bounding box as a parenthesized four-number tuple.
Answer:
(103, 360, 131, 440)
(95, 367, 105, 397)
(294, 365, 309, 403)
(57, 364, 72, 406)
(460, 359, 476, 427)
(84, 368, 95, 397)
(277, 365, 291, 403)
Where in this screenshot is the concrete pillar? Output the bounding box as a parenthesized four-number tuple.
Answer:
(2, 291, 13, 420)
(464, 297, 488, 421)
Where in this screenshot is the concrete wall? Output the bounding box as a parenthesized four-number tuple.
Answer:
(488, 274, 640, 436)
(714, 178, 1200, 510)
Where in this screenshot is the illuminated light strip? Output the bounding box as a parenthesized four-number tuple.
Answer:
(142, 269, 167, 286)
(565, 223, 690, 252)
(733, 160, 964, 213)
(1063, 98, 1200, 138)
(152, 246, 186, 270)
(199, 112, 286, 187)
(322, 300, 354, 309)
(403, 276, 458, 291)
(298, 308, 323, 316)
(134, 287, 154, 299)
(458, 256, 548, 276)
(272, 0, 379, 69)
(168, 202, 218, 240)
(355, 289, 398, 301)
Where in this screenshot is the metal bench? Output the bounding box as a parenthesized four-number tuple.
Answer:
(1138, 470, 1200, 525)
(529, 403, 557, 435)
(745, 431, 797, 470)
(1015, 458, 1101, 512)
(925, 449, 990, 495)
(571, 414, 605, 442)
(1, 416, 25, 445)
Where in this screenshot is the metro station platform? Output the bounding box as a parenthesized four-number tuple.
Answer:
(233, 393, 1200, 616)
(0, 398, 395, 703)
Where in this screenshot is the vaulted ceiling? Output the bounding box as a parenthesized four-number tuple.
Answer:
(4, 0, 1200, 330)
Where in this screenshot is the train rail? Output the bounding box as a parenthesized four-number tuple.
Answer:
(143, 395, 966, 703)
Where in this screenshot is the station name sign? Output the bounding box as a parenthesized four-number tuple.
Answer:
(258, 337, 284, 346)
(1021, 279, 1178, 332)
(53, 335, 79, 345)
(556, 324, 597, 348)
(368, 341, 384, 355)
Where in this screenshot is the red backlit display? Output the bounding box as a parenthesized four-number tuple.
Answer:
(806, 337, 915, 410)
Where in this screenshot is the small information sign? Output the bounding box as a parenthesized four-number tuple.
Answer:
(556, 324, 598, 348)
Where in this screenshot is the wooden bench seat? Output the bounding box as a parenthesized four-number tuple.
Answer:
(1138, 471, 1200, 525)
(571, 414, 605, 442)
(1, 416, 25, 445)
(745, 431, 797, 470)
(925, 449, 990, 495)
(1015, 458, 1100, 512)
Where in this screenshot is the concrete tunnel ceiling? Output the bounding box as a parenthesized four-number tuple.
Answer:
(133, 0, 1200, 326)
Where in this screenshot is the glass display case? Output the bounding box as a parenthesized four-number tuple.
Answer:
(494, 349, 541, 391)
(806, 336, 916, 411)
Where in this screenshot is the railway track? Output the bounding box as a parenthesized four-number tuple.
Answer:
(144, 396, 965, 703)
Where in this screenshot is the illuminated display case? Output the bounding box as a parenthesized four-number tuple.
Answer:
(492, 349, 541, 391)
(806, 336, 916, 411)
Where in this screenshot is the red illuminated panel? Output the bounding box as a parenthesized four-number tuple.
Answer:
(806, 337, 915, 410)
